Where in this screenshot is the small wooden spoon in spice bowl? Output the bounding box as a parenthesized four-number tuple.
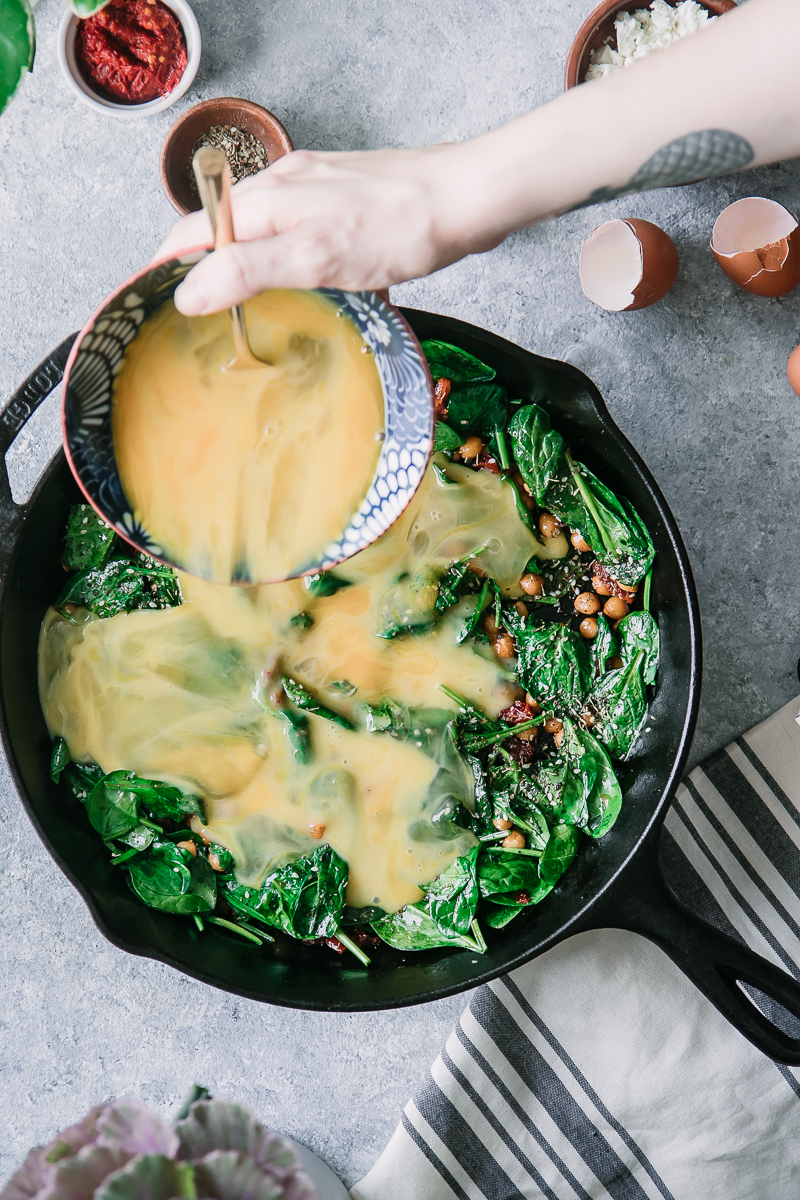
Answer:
(160, 96, 293, 215)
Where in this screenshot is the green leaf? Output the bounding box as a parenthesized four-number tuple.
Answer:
(539, 824, 581, 885)
(0, 0, 34, 116)
(509, 404, 566, 507)
(376, 571, 437, 639)
(251, 844, 348, 940)
(477, 846, 540, 898)
(420, 847, 479, 935)
(433, 421, 464, 453)
(117, 774, 204, 822)
(447, 383, 508, 439)
(71, 0, 113, 14)
(282, 677, 354, 729)
(114, 823, 155, 851)
(50, 737, 70, 783)
(563, 454, 655, 587)
(455, 578, 490, 645)
(289, 611, 313, 630)
(590, 613, 619, 680)
(94, 1154, 189, 1200)
(617, 610, 659, 685)
(62, 760, 104, 803)
(588, 650, 648, 760)
(87, 777, 140, 840)
(127, 843, 216, 914)
(482, 900, 523, 928)
(62, 504, 117, 572)
(56, 555, 182, 620)
(506, 613, 590, 709)
(421, 340, 496, 387)
(303, 571, 351, 598)
(371, 902, 482, 951)
(583, 726, 623, 838)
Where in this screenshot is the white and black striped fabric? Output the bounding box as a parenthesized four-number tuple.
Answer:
(352, 696, 800, 1200)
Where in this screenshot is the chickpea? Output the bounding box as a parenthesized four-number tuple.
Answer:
(176, 840, 197, 858)
(539, 511, 561, 539)
(493, 816, 512, 831)
(515, 600, 529, 618)
(592, 574, 613, 596)
(483, 612, 499, 637)
(457, 435, 484, 461)
(571, 529, 591, 553)
(609, 655, 624, 670)
(574, 592, 601, 616)
(544, 717, 563, 734)
(502, 831, 526, 849)
(308, 822, 326, 839)
(520, 572, 543, 597)
(579, 617, 599, 639)
(525, 695, 542, 712)
(515, 725, 537, 742)
(208, 851, 223, 871)
(553, 726, 565, 748)
(603, 595, 629, 620)
(466, 560, 486, 577)
(494, 632, 516, 658)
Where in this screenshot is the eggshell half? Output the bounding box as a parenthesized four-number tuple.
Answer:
(580, 218, 679, 312)
(787, 342, 800, 398)
(711, 197, 800, 298)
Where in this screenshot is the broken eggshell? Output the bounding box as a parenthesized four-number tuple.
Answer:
(711, 197, 800, 298)
(579, 218, 679, 312)
(786, 342, 800, 398)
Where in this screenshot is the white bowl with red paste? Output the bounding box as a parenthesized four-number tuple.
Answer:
(57, 0, 200, 118)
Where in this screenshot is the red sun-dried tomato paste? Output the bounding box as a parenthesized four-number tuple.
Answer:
(76, 0, 187, 104)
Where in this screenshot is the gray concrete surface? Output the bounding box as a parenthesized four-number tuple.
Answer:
(1, 0, 799, 1189)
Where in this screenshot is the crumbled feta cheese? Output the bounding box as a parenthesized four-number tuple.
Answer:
(586, 0, 715, 80)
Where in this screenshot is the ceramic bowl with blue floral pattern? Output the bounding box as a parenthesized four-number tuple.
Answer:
(61, 252, 434, 582)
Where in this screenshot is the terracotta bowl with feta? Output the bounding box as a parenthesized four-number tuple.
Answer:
(564, 0, 736, 91)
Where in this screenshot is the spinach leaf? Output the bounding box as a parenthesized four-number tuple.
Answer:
(282, 677, 354, 730)
(477, 846, 540, 899)
(421, 340, 496, 387)
(376, 571, 437, 639)
(582, 727, 623, 838)
(303, 571, 351, 598)
(56, 554, 181, 619)
(50, 737, 70, 783)
(62, 760, 104, 803)
(255, 686, 313, 764)
(455, 578, 490, 645)
(468, 753, 493, 827)
(420, 847, 479, 936)
(256, 844, 349, 939)
(618, 611, 659, 686)
(562, 454, 654, 587)
(371, 902, 483, 952)
(117, 774, 204, 822)
(363, 699, 404, 734)
(433, 421, 464, 453)
(505, 612, 590, 709)
(588, 650, 647, 760)
(341, 904, 386, 926)
(509, 404, 566, 507)
(87, 775, 140, 840)
(434, 544, 487, 616)
(290, 611, 314, 630)
(537, 555, 592, 603)
(482, 900, 523, 928)
(114, 823, 155, 851)
(63, 504, 117, 572)
(591, 614, 619, 680)
(539, 824, 581, 885)
(447, 383, 508, 439)
(127, 843, 216, 914)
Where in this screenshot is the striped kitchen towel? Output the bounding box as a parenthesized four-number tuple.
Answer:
(351, 695, 800, 1200)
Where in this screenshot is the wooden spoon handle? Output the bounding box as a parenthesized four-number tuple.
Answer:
(192, 146, 234, 251)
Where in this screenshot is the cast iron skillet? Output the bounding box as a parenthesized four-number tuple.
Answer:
(4, 311, 800, 1064)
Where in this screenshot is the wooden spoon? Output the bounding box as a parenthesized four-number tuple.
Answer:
(191, 146, 269, 370)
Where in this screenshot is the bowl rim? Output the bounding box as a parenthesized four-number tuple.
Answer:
(564, 0, 738, 90)
(159, 96, 294, 215)
(57, 0, 201, 118)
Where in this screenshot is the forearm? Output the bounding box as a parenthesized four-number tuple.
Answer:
(434, 0, 800, 255)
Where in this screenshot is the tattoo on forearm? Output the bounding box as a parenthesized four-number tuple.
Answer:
(569, 129, 754, 211)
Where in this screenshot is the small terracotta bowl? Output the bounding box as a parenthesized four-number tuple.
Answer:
(160, 97, 293, 214)
(564, 0, 736, 90)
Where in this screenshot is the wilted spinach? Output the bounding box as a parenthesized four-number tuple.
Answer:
(56, 553, 181, 619)
(509, 405, 565, 506)
(420, 846, 480, 936)
(282, 677, 354, 730)
(617, 611, 659, 685)
(504, 610, 590, 709)
(421, 340, 496, 387)
(587, 649, 647, 760)
(62, 504, 118, 572)
(433, 421, 464, 453)
(127, 842, 216, 915)
(303, 571, 351, 598)
(371, 901, 484, 952)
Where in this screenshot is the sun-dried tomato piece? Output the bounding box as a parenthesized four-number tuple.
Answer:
(474, 451, 501, 474)
(499, 700, 539, 726)
(590, 561, 637, 601)
(434, 377, 451, 420)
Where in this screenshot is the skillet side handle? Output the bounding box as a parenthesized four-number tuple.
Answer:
(584, 832, 800, 1064)
(0, 335, 78, 563)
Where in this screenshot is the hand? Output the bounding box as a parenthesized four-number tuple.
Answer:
(156, 144, 500, 316)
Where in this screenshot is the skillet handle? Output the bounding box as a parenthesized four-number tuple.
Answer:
(0, 335, 78, 563)
(583, 831, 800, 1064)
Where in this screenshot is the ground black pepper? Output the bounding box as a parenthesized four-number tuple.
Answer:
(188, 124, 269, 195)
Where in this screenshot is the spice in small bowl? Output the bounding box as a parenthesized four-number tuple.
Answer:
(160, 97, 293, 215)
(186, 125, 269, 200)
